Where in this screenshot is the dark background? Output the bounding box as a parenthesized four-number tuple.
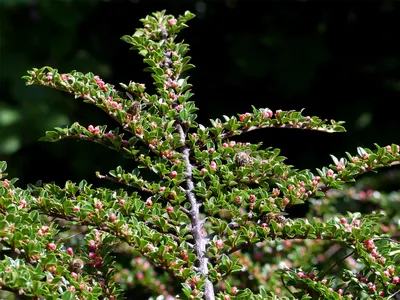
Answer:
(1, 0, 399, 188)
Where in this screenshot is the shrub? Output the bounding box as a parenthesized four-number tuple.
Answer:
(0, 10, 399, 300)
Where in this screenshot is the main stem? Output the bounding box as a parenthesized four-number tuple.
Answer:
(177, 125, 215, 300)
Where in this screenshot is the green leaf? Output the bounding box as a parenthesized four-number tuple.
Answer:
(62, 291, 74, 300)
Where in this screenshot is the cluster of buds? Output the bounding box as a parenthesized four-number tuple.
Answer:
(262, 108, 273, 118)
(88, 125, 100, 135)
(94, 76, 107, 91)
(364, 239, 386, 264)
(37, 225, 50, 237)
(88, 238, 103, 268)
(105, 96, 122, 111)
(239, 112, 252, 122)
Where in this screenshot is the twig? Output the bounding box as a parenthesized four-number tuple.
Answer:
(281, 274, 296, 298)
(320, 249, 354, 278)
(388, 288, 400, 299)
(96, 173, 153, 193)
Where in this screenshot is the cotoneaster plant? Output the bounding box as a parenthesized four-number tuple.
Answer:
(1, 10, 399, 300)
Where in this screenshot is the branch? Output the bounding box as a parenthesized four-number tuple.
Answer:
(177, 124, 215, 300)
(213, 109, 346, 141)
(220, 122, 341, 140)
(96, 173, 153, 193)
(320, 248, 354, 278)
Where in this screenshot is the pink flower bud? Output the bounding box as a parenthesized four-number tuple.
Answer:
(88, 240, 96, 252)
(360, 277, 368, 283)
(231, 286, 238, 295)
(88, 125, 100, 134)
(263, 109, 273, 118)
(326, 169, 335, 177)
(95, 201, 103, 210)
(66, 247, 73, 255)
(170, 171, 177, 178)
(19, 200, 27, 209)
(365, 239, 375, 250)
(378, 256, 386, 264)
(216, 240, 224, 249)
(168, 18, 177, 26)
(272, 188, 280, 196)
(210, 161, 217, 171)
(70, 272, 79, 281)
(282, 197, 290, 206)
(239, 112, 251, 122)
(388, 266, 395, 275)
(48, 243, 56, 251)
(109, 213, 117, 221)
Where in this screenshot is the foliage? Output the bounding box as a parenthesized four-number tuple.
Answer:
(1, 10, 400, 300)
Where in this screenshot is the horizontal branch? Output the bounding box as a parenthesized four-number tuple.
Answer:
(220, 122, 340, 140)
(211, 108, 346, 141)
